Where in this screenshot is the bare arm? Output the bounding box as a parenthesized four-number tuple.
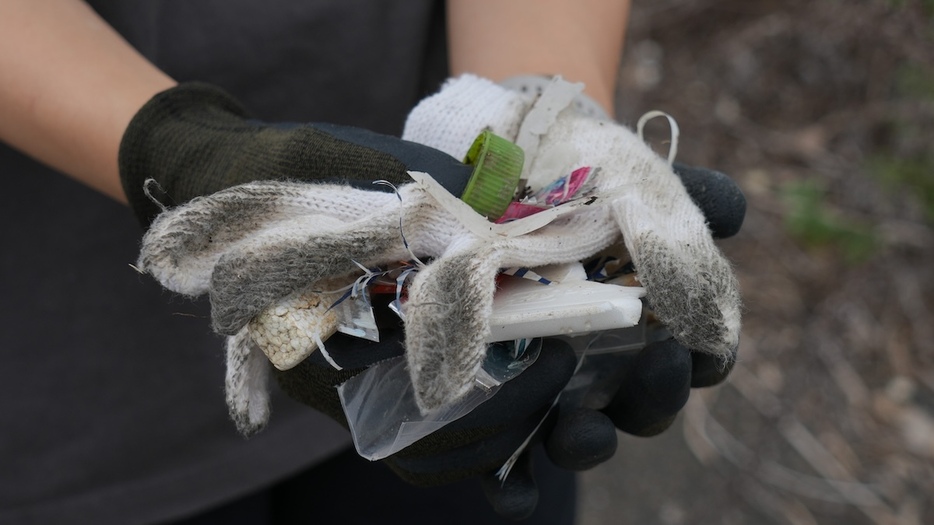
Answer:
(0, 1, 628, 201)
(446, 0, 630, 115)
(0, 0, 176, 202)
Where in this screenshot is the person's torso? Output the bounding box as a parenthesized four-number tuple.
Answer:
(0, 2, 446, 523)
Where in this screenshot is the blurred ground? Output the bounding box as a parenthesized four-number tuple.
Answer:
(577, 1, 934, 524)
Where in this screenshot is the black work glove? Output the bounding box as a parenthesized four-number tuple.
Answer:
(118, 82, 475, 226)
(276, 315, 581, 521)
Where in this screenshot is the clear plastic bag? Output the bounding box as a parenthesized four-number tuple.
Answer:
(337, 339, 541, 461)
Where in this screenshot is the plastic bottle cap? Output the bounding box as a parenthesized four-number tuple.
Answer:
(460, 130, 524, 220)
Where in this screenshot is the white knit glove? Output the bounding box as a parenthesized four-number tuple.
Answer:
(403, 75, 741, 362)
(137, 167, 617, 423)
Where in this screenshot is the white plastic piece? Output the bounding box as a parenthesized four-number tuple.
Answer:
(334, 294, 380, 342)
(513, 77, 585, 192)
(486, 263, 645, 343)
(313, 333, 342, 370)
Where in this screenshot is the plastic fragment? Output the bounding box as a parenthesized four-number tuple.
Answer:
(530, 166, 594, 206)
(314, 333, 342, 370)
(329, 263, 381, 342)
(500, 267, 552, 285)
(496, 166, 596, 223)
(514, 77, 585, 192)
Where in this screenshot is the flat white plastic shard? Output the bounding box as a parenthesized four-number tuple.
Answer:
(514, 76, 585, 192)
(486, 263, 645, 343)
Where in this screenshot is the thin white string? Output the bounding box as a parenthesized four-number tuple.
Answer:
(142, 178, 169, 212)
(636, 110, 680, 165)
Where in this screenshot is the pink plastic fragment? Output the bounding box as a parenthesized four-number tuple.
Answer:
(535, 166, 592, 206)
(496, 202, 550, 223)
(494, 166, 594, 223)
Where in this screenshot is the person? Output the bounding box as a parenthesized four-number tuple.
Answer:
(0, 1, 742, 523)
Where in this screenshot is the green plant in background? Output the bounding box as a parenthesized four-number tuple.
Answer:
(869, 154, 934, 222)
(781, 179, 878, 263)
(885, 0, 934, 20)
(866, 62, 934, 223)
(896, 63, 934, 100)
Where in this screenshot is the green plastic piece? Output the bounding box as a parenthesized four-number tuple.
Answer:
(461, 130, 524, 220)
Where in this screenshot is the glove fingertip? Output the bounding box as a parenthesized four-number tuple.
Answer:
(672, 163, 746, 239)
(691, 345, 738, 388)
(604, 339, 692, 436)
(481, 453, 539, 521)
(545, 408, 617, 471)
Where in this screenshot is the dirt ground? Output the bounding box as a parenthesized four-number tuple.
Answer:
(577, 1, 934, 524)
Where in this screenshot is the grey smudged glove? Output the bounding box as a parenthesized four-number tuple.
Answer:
(119, 81, 485, 432)
(548, 161, 746, 462)
(403, 75, 742, 381)
(398, 76, 743, 484)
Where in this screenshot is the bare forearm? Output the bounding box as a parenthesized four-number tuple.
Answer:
(446, 0, 630, 114)
(0, 0, 176, 202)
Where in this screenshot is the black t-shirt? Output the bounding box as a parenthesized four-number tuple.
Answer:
(0, 2, 446, 523)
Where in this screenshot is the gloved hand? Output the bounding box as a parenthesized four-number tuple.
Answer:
(136, 139, 619, 416)
(397, 76, 743, 508)
(121, 82, 623, 520)
(128, 78, 745, 520)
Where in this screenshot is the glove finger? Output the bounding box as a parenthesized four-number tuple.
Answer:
(614, 213, 741, 357)
(208, 210, 409, 335)
(606, 153, 741, 358)
(672, 163, 747, 239)
(691, 343, 738, 388)
(480, 451, 539, 521)
(603, 338, 692, 437)
(404, 240, 504, 412)
(138, 181, 387, 295)
(545, 406, 618, 471)
(224, 327, 271, 436)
